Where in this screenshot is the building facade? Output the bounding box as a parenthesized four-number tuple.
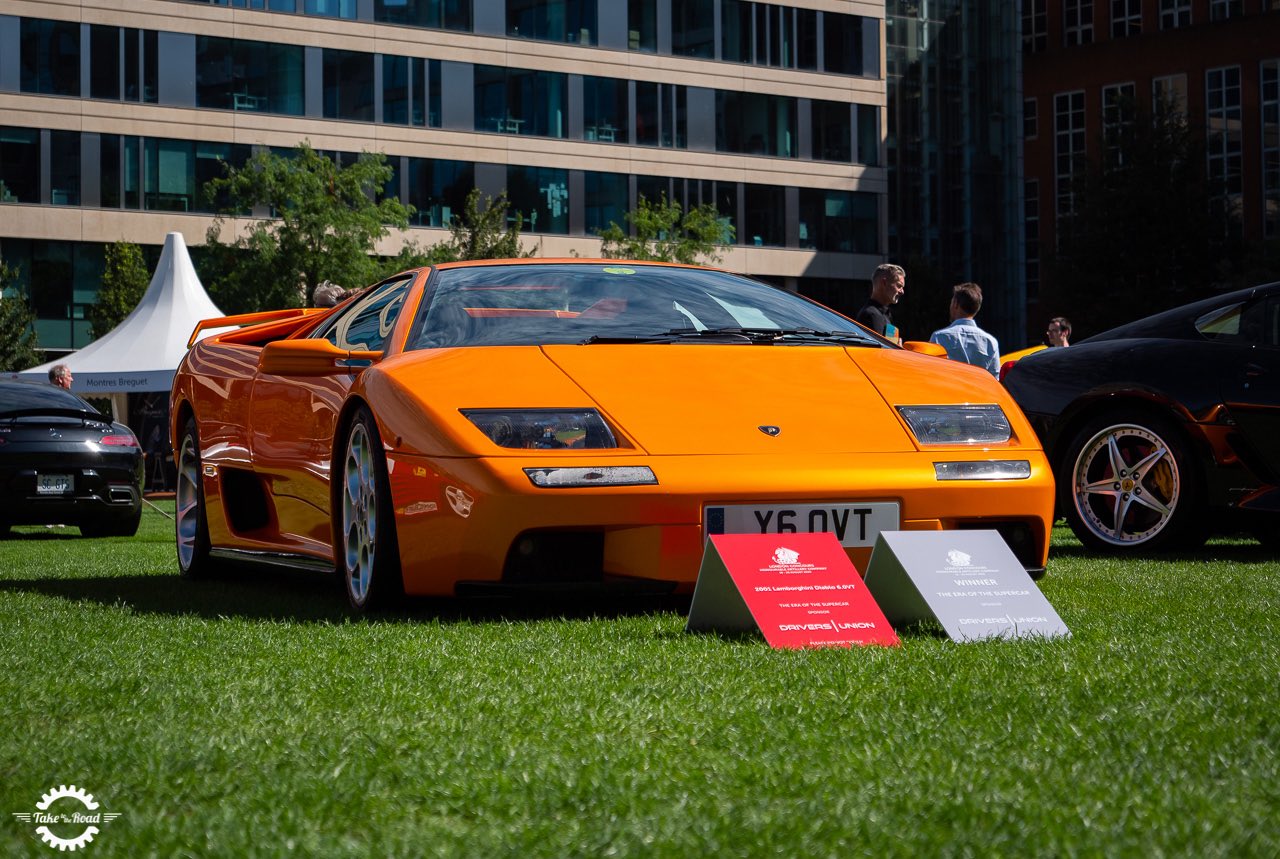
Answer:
(1022, 0, 1280, 333)
(0, 0, 888, 354)
(885, 1, 1026, 347)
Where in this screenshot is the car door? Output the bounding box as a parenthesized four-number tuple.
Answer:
(248, 277, 412, 549)
(1201, 293, 1280, 480)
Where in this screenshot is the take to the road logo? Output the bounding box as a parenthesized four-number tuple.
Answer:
(12, 785, 121, 851)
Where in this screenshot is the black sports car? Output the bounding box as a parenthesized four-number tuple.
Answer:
(1004, 282, 1280, 552)
(0, 378, 143, 537)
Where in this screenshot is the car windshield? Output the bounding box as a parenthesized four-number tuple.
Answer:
(406, 263, 881, 350)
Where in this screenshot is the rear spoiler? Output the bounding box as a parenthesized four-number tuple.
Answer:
(187, 308, 327, 348)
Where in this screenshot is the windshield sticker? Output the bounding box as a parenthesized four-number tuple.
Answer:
(602, 267, 636, 275)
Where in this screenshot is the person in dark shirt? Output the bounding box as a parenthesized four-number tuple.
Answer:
(855, 263, 906, 344)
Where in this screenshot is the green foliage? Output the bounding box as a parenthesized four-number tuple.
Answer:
(203, 143, 414, 312)
(0, 258, 41, 372)
(1, 517, 1279, 856)
(88, 241, 150, 339)
(1045, 100, 1228, 338)
(598, 194, 734, 265)
(425, 188, 534, 264)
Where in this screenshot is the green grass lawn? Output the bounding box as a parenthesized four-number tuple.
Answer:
(1, 505, 1277, 857)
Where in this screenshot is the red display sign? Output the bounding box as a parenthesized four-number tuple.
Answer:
(685, 533, 899, 648)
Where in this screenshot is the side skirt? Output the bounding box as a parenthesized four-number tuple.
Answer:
(209, 548, 335, 575)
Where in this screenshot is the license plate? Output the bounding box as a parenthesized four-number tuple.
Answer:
(37, 474, 73, 495)
(705, 503, 900, 547)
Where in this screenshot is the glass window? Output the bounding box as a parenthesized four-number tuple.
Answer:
(584, 171, 628, 235)
(796, 7, 817, 70)
(90, 25, 121, 100)
(20, 19, 81, 97)
(375, 0, 472, 30)
(407, 158, 472, 227)
(197, 38, 304, 115)
(1206, 66, 1243, 215)
(124, 135, 141, 209)
(196, 142, 252, 213)
(715, 182, 738, 245)
(583, 77, 628, 143)
(1111, 0, 1141, 37)
(1025, 179, 1040, 297)
(672, 0, 714, 58)
(145, 138, 195, 212)
(324, 49, 375, 122)
(1263, 60, 1279, 240)
(1023, 0, 1047, 53)
(1054, 91, 1086, 219)
(507, 0, 596, 45)
(305, 0, 358, 19)
(798, 189, 876, 254)
(408, 263, 877, 350)
(383, 55, 410, 125)
(1153, 73, 1188, 118)
(474, 66, 566, 138)
(50, 132, 81, 207)
(823, 13, 864, 76)
(716, 91, 796, 158)
(314, 276, 413, 351)
(744, 183, 784, 247)
(507, 165, 569, 234)
(0, 128, 40, 204)
(1210, 0, 1242, 20)
(628, 0, 657, 52)
(1064, 0, 1094, 46)
(1102, 83, 1136, 168)
(722, 0, 752, 63)
(1024, 97, 1038, 139)
(635, 82, 659, 147)
(100, 134, 121, 208)
(856, 104, 879, 167)
(812, 100, 851, 163)
(1159, 0, 1190, 29)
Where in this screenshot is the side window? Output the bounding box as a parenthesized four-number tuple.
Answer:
(1196, 296, 1280, 346)
(311, 277, 412, 351)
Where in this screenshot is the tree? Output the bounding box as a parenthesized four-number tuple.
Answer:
(88, 241, 150, 339)
(598, 194, 734, 265)
(203, 143, 414, 312)
(0, 259, 41, 372)
(1045, 99, 1229, 337)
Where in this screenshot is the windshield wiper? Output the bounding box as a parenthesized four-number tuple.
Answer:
(667, 327, 881, 345)
(579, 327, 880, 346)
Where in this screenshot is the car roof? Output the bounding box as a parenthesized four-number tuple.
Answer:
(1081, 281, 1280, 344)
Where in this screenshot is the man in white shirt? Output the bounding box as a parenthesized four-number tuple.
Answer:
(928, 283, 1000, 377)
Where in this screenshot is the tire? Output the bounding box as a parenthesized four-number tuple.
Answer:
(175, 416, 217, 577)
(337, 406, 403, 612)
(1060, 409, 1208, 553)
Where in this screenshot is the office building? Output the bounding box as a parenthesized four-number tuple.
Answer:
(0, 0, 887, 353)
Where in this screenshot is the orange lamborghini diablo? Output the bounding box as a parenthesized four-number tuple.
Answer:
(171, 260, 1054, 610)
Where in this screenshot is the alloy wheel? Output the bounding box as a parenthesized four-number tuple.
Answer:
(1071, 422, 1179, 546)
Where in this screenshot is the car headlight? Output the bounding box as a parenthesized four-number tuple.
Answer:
(524, 466, 657, 487)
(897, 405, 1012, 445)
(934, 460, 1031, 480)
(461, 409, 619, 449)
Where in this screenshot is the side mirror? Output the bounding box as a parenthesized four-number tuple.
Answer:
(259, 339, 382, 376)
(902, 341, 948, 358)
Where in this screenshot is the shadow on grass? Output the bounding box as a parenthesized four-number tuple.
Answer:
(0, 566, 691, 626)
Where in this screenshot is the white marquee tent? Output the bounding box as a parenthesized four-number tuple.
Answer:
(21, 232, 229, 416)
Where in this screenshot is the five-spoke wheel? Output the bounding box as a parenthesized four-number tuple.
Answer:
(176, 417, 215, 576)
(1061, 411, 1205, 552)
(339, 407, 402, 611)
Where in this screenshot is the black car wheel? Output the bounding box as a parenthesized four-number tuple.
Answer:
(1061, 410, 1207, 553)
(175, 417, 216, 577)
(337, 406, 403, 612)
